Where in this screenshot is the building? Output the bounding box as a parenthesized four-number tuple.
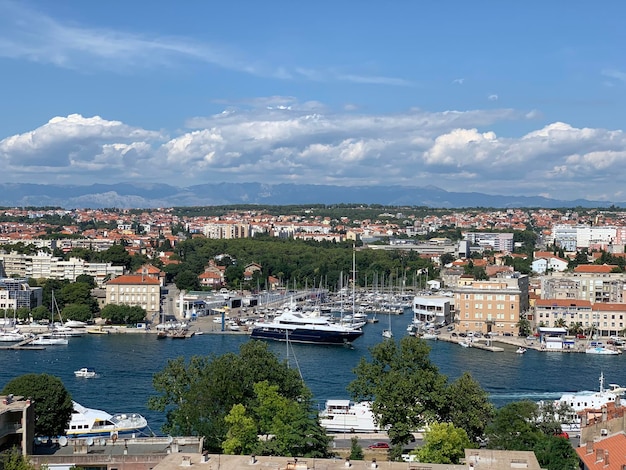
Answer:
(412, 295, 453, 326)
(0, 394, 34, 455)
(541, 270, 626, 304)
(105, 275, 161, 316)
(0, 252, 123, 286)
(463, 232, 514, 253)
(453, 274, 529, 335)
(0, 278, 42, 311)
(534, 299, 626, 337)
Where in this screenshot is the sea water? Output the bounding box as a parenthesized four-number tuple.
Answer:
(1, 313, 623, 434)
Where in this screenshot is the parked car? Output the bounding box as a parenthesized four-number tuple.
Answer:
(576, 334, 586, 339)
(446, 325, 454, 331)
(368, 442, 390, 449)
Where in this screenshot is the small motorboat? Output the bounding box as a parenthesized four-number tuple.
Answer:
(74, 368, 97, 378)
(516, 347, 527, 354)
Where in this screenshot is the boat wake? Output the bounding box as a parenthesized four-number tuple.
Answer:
(488, 391, 562, 402)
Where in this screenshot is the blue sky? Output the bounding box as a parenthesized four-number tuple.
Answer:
(1, 1, 626, 202)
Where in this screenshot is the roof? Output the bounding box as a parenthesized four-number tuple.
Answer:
(577, 432, 626, 469)
(535, 299, 592, 308)
(106, 275, 160, 285)
(574, 264, 618, 273)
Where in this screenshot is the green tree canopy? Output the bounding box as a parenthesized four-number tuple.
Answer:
(443, 372, 494, 442)
(61, 303, 92, 322)
(347, 336, 448, 447)
(417, 422, 472, 464)
(1, 373, 73, 437)
(60, 282, 99, 315)
(100, 304, 146, 324)
(148, 340, 314, 453)
(30, 306, 50, 322)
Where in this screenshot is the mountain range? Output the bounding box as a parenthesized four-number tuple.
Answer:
(0, 182, 621, 209)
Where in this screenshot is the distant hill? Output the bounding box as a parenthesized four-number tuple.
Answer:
(0, 182, 621, 209)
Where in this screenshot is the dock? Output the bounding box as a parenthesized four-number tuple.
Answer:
(0, 336, 46, 350)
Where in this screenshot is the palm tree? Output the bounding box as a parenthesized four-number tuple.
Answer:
(568, 322, 583, 336)
(555, 318, 567, 329)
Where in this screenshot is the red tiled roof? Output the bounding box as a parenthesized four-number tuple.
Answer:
(574, 265, 618, 273)
(576, 432, 626, 469)
(106, 275, 160, 285)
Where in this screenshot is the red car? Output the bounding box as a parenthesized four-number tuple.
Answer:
(576, 334, 586, 339)
(368, 442, 390, 449)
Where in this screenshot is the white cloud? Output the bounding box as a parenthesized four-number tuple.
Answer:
(488, 94, 499, 101)
(2, 104, 626, 201)
(452, 78, 465, 85)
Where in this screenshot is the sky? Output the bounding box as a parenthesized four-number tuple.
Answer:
(1, 1, 626, 202)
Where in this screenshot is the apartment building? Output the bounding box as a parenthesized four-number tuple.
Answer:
(454, 274, 529, 335)
(0, 278, 42, 311)
(534, 299, 625, 337)
(105, 275, 161, 315)
(0, 395, 34, 455)
(541, 269, 626, 304)
(0, 253, 123, 286)
(463, 232, 514, 253)
(202, 222, 251, 239)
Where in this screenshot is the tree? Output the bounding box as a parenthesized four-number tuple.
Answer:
(516, 316, 532, 337)
(348, 436, 364, 460)
(60, 282, 99, 315)
(442, 372, 494, 442)
(1, 373, 73, 437)
(222, 404, 258, 455)
(100, 304, 146, 324)
(347, 336, 448, 447)
(148, 340, 312, 452)
(485, 401, 542, 451)
(439, 253, 455, 266)
(62, 303, 92, 322)
(15, 307, 31, 322)
(174, 270, 200, 292)
(417, 422, 472, 464)
(533, 435, 579, 470)
(251, 381, 331, 458)
(30, 306, 50, 322)
(100, 244, 132, 270)
(1, 448, 37, 470)
(75, 274, 96, 288)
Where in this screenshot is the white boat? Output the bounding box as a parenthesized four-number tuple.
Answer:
(319, 400, 381, 433)
(31, 334, 69, 345)
(382, 329, 393, 339)
(459, 340, 471, 348)
(0, 330, 25, 342)
(65, 320, 87, 328)
(516, 347, 527, 354)
(543, 373, 625, 435)
(585, 345, 621, 355)
(74, 368, 97, 378)
(65, 401, 148, 438)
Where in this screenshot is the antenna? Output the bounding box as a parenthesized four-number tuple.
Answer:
(59, 436, 68, 447)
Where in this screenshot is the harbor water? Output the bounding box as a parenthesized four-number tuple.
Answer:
(1, 312, 624, 435)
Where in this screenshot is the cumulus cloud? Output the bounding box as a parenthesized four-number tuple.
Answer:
(2, 103, 626, 200)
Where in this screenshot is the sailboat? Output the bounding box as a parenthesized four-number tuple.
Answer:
(382, 310, 393, 339)
(50, 291, 84, 337)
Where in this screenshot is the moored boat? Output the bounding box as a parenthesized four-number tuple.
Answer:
(250, 310, 363, 345)
(319, 400, 381, 433)
(65, 401, 148, 438)
(31, 334, 69, 345)
(516, 347, 527, 354)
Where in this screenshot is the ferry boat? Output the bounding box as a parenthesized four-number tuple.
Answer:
(543, 373, 625, 435)
(65, 401, 148, 438)
(319, 400, 380, 433)
(250, 310, 363, 345)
